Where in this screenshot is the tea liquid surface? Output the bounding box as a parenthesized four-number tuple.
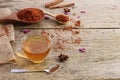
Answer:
(22, 36, 50, 62)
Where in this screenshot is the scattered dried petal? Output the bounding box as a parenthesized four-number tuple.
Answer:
(64, 12, 69, 15)
(44, 16, 50, 20)
(79, 48, 86, 53)
(77, 16, 80, 18)
(21, 29, 30, 34)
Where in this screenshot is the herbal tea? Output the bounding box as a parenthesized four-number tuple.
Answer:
(21, 35, 51, 63)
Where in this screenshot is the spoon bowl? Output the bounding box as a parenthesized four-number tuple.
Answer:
(0, 8, 45, 24)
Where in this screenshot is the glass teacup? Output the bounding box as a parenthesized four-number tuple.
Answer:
(16, 32, 52, 63)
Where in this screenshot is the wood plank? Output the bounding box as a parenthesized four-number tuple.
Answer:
(0, 0, 120, 28)
(9, 28, 120, 80)
(0, 0, 120, 80)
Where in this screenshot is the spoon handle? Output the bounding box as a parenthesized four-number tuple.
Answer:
(0, 19, 14, 23)
(0, 14, 18, 23)
(11, 69, 44, 73)
(43, 10, 55, 18)
(0, 19, 8, 23)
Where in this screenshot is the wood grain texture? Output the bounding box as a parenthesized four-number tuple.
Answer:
(0, 0, 120, 28)
(0, 0, 120, 80)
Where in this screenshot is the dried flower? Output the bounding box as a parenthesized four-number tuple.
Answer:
(63, 8, 70, 15)
(77, 16, 80, 18)
(21, 29, 30, 34)
(58, 53, 69, 62)
(64, 12, 69, 15)
(79, 48, 86, 53)
(64, 8, 70, 12)
(44, 16, 50, 20)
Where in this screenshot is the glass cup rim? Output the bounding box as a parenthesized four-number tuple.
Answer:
(21, 34, 52, 53)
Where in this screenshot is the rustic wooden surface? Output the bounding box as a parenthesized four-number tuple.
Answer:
(0, 0, 120, 80)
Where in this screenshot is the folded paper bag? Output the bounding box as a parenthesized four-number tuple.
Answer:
(0, 8, 16, 65)
(0, 26, 16, 65)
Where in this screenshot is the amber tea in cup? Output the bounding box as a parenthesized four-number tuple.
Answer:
(21, 34, 52, 63)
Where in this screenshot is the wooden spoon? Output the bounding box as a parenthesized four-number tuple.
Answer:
(0, 8, 44, 24)
(44, 11, 69, 24)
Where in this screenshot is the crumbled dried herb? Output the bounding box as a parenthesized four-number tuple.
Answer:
(58, 53, 69, 62)
(75, 20, 80, 27)
(80, 11, 86, 14)
(77, 16, 80, 19)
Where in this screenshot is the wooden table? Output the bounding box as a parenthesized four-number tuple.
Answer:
(0, 0, 120, 80)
